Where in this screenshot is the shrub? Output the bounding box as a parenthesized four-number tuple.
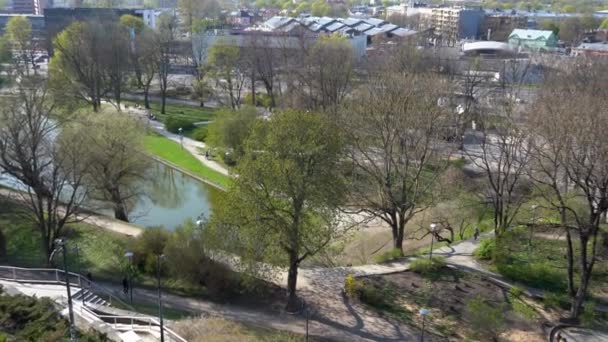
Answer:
(581, 302, 596, 327)
(410, 256, 446, 275)
(344, 274, 360, 299)
(466, 296, 506, 341)
(374, 248, 403, 263)
(473, 238, 495, 260)
(222, 151, 237, 167)
(133, 226, 170, 275)
(192, 126, 208, 142)
(165, 116, 195, 134)
(359, 283, 385, 306)
(243, 92, 272, 108)
(496, 261, 565, 292)
(509, 285, 523, 298)
(543, 292, 570, 310)
(0, 229, 6, 258)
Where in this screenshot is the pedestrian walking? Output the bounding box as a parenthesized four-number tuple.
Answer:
(122, 277, 129, 295)
(474, 227, 480, 240)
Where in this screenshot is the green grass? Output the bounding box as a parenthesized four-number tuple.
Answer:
(125, 101, 216, 123)
(143, 133, 231, 189)
(131, 301, 194, 320)
(0, 199, 130, 280)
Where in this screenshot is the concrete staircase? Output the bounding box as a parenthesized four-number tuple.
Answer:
(72, 288, 108, 307)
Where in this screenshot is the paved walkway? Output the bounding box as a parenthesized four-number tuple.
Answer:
(124, 104, 231, 178)
(0, 188, 143, 237)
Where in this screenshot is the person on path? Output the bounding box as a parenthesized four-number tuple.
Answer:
(474, 227, 480, 240)
(122, 277, 129, 295)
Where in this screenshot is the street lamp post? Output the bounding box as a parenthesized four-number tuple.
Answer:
(178, 127, 183, 149)
(157, 254, 165, 342)
(51, 239, 77, 342)
(419, 308, 429, 342)
(74, 245, 84, 307)
(124, 252, 134, 305)
(429, 223, 437, 260)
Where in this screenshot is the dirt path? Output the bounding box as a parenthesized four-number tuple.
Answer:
(0, 188, 143, 237)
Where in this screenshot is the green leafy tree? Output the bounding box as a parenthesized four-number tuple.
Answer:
(2, 16, 37, 77)
(211, 110, 348, 311)
(63, 110, 150, 222)
(311, 0, 330, 16)
(208, 41, 245, 109)
(207, 106, 258, 158)
(601, 18, 608, 29)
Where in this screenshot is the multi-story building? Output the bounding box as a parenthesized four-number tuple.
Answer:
(482, 14, 527, 41)
(430, 7, 483, 44)
(12, 0, 45, 14)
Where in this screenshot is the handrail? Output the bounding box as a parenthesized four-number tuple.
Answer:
(0, 265, 134, 311)
(1, 265, 187, 342)
(94, 312, 187, 342)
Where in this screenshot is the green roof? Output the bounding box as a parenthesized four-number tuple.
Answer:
(509, 29, 554, 40)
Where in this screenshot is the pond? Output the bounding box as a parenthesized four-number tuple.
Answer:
(114, 161, 221, 229)
(0, 160, 222, 230)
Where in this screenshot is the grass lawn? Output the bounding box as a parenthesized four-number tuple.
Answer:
(0, 199, 130, 280)
(125, 101, 216, 123)
(143, 133, 231, 189)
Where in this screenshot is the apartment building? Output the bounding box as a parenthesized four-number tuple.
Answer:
(431, 7, 483, 45)
(482, 14, 527, 41)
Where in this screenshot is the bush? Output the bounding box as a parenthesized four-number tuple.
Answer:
(0, 229, 6, 258)
(359, 283, 385, 306)
(374, 248, 403, 263)
(496, 260, 564, 292)
(509, 285, 523, 298)
(473, 238, 495, 260)
(543, 292, 570, 310)
(133, 227, 170, 275)
(344, 274, 360, 299)
(466, 296, 506, 341)
(192, 126, 208, 142)
(222, 151, 237, 167)
(581, 302, 596, 327)
(410, 256, 446, 275)
(243, 92, 272, 108)
(165, 116, 195, 134)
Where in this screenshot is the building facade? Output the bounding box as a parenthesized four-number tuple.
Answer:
(508, 29, 557, 52)
(430, 7, 483, 44)
(482, 14, 527, 41)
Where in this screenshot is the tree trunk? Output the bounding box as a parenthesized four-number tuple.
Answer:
(161, 91, 166, 114)
(392, 219, 405, 255)
(286, 254, 300, 312)
(144, 88, 150, 109)
(114, 203, 129, 222)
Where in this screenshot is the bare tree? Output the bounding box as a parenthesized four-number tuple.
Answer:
(465, 58, 532, 235)
(156, 14, 178, 115)
(0, 78, 89, 260)
(341, 70, 451, 254)
(528, 58, 608, 319)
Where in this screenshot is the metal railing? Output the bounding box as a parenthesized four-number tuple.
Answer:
(0, 265, 187, 342)
(0, 265, 134, 311)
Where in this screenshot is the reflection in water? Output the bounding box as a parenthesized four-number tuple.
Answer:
(1, 159, 221, 230)
(126, 161, 221, 230)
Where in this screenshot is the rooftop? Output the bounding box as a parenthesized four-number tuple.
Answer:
(509, 29, 554, 40)
(574, 42, 608, 51)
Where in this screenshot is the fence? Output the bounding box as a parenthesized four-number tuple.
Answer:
(0, 265, 133, 310)
(0, 265, 187, 341)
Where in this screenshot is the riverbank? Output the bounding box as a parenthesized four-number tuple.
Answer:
(143, 133, 231, 189)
